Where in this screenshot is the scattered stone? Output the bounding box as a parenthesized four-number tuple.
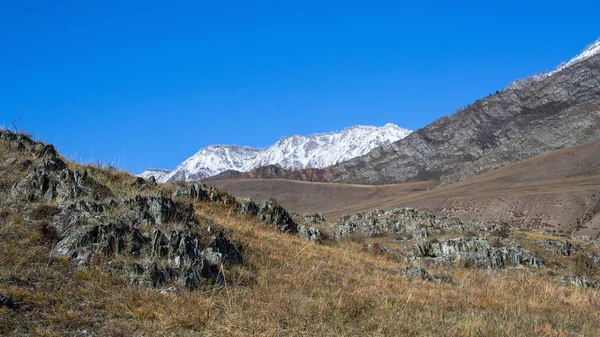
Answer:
(557, 275, 600, 289)
(303, 213, 325, 224)
(298, 225, 324, 242)
(0, 294, 18, 310)
(159, 286, 180, 295)
(398, 267, 455, 284)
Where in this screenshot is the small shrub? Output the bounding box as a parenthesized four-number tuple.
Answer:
(572, 253, 598, 278)
(37, 221, 60, 246)
(9, 214, 24, 225)
(31, 204, 61, 220)
(0, 209, 10, 220)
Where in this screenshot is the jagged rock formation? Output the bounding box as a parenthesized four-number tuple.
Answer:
(538, 239, 580, 257)
(330, 208, 468, 240)
(332, 207, 543, 269)
(558, 275, 600, 289)
(413, 237, 543, 269)
(53, 195, 242, 289)
(11, 155, 112, 203)
(236, 198, 298, 234)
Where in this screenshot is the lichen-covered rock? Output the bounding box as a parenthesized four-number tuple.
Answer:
(298, 225, 324, 242)
(557, 275, 600, 289)
(11, 160, 111, 202)
(539, 239, 579, 257)
(125, 195, 197, 227)
(53, 195, 242, 290)
(302, 213, 325, 224)
(237, 198, 298, 234)
(412, 237, 543, 269)
(330, 208, 465, 239)
(173, 183, 235, 205)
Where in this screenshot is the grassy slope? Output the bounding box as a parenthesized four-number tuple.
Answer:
(2, 136, 600, 335)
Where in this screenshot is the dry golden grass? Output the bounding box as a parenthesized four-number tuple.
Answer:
(3, 199, 600, 336)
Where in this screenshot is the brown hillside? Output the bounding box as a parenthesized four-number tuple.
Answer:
(209, 142, 600, 236)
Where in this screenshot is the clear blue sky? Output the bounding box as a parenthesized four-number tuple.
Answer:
(1, 1, 598, 174)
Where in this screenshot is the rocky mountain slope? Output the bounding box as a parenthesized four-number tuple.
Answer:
(221, 38, 600, 185)
(140, 123, 411, 182)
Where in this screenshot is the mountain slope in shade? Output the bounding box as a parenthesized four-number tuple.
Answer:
(140, 123, 411, 182)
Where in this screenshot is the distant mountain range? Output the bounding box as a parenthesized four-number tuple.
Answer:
(206, 37, 600, 185)
(139, 123, 411, 182)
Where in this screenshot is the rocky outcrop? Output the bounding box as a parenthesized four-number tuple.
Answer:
(11, 159, 111, 202)
(298, 225, 324, 242)
(53, 195, 242, 290)
(174, 184, 323, 241)
(236, 198, 298, 233)
(330, 208, 466, 239)
(173, 183, 235, 205)
(125, 195, 197, 226)
(538, 239, 579, 257)
(413, 237, 543, 269)
(0, 294, 18, 310)
(558, 275, 600, 289)
(302, 213, 325, 225)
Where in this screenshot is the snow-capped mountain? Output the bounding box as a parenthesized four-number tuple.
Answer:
(507, 37, 600, 90)
(137, 169, 171, 182)
(139, 123, 411, 182)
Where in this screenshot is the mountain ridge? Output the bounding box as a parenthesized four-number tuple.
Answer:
(140, 123, 411, 182)
(217, 37, 600, 185)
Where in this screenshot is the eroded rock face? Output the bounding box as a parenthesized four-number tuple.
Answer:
(539, 239, 579, 257)
(302, 213, 325, 224)
(11, 159, 111, 202)
(331, 208, 466, 239)
(310, 54, 600, 185)
(298, 225, 324, 242)
(413, 237, 543, 269)
(53, 195, 242, 290)
(173, 183, 235, 205)
(125, 195, 197, 227)
(558, 275, 600, 289)
(237, 198, 298, 234)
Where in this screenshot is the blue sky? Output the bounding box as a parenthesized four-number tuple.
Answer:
(1, 1, 598, 174)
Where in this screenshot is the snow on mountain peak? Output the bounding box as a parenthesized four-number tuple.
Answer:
(507, 37, 600, 90)
(140, 123, 411, 183)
